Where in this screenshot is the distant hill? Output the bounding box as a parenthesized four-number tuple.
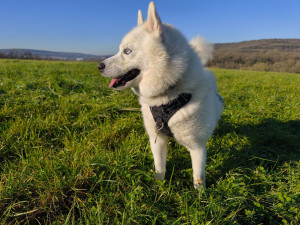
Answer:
(208, 39, 300, 73)
(1, 39, 300, 73)
(0, 49, 110, 61)
(213, 39, 300, 52)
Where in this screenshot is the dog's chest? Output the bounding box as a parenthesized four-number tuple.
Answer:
(149, 93, 192, 137)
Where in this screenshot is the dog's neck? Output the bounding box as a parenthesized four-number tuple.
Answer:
(132, 82, 175, 97)
(132, 82, 188, 107)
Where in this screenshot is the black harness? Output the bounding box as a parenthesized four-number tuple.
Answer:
(150, 93, 192, 138)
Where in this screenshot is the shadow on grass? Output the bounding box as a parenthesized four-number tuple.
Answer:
(165, 116, 300, 187)
(211, 117, 299, 184)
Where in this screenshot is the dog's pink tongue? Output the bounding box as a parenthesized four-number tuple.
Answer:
(109, 78, 119, 88)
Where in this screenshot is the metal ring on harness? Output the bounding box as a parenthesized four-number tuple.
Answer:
(156, 121, 164, 131)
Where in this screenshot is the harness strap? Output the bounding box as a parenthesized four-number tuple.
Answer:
(150, 93, 192, 138)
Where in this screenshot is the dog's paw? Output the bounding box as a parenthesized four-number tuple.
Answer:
(194, 178, 206, 190)
(155, 172, 165, 181)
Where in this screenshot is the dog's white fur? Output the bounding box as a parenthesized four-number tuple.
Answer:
(100, 2, 223, 189)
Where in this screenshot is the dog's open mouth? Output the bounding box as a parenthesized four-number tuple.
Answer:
(109, 69, 140, 88)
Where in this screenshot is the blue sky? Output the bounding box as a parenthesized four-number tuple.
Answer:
(1, 0, 300, 55)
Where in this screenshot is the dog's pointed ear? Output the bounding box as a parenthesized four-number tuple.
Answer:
(137, 10, 144, 25)
(146, 2, 163, 37)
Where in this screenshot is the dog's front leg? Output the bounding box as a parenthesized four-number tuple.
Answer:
(189, 143, 207, 189)
(149, 134, 168, 181)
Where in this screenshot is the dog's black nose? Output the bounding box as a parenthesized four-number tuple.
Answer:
(98, 62, 105, 72)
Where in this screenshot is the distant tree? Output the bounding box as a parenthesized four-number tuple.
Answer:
(0, 51, 6, 58)
(8, 50, 19, 59)
(22, 51, 33, 59)
(33, 54, 42, 60)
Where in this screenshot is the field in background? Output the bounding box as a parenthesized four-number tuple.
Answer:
(0, 59, 299, 224)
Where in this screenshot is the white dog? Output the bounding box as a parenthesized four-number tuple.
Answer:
(98, 2, 223, 189)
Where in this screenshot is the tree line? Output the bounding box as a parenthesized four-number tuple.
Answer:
(0, 50, 106, 62)
(0, 50, 50, 60)
(207, 39, 300, 74)
(207, 50, 300, 74)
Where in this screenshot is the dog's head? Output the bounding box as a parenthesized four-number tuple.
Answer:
(99, 2, 188, 97)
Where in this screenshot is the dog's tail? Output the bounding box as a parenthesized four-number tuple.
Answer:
(190, 35, 213, 65)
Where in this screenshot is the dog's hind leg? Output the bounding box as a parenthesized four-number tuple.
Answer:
(188, 143, 207, 189)
(150, 134, 168, 181)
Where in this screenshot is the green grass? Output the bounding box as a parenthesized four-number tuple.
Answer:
(0, 59, 299, 224)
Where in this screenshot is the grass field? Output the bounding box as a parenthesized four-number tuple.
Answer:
(0, 59, 299, 224)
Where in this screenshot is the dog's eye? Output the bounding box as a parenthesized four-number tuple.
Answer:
(124, 48, 132, 55)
